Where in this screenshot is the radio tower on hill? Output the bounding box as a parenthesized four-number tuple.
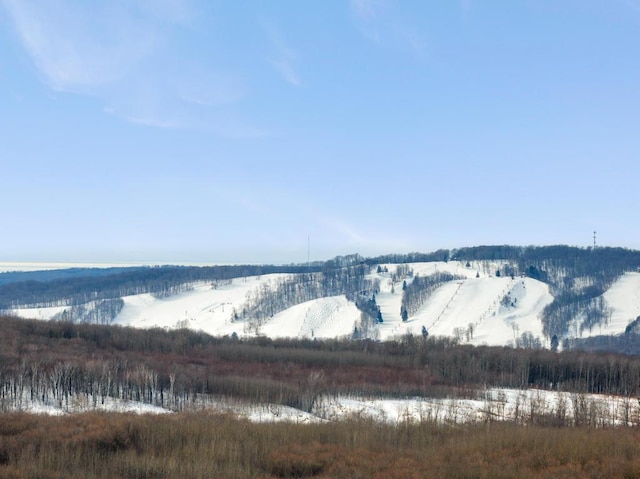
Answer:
(593, 230, 597, 250)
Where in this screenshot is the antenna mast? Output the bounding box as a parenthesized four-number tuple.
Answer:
(307, 235, 310, 271)
(593, 230, 597, 250)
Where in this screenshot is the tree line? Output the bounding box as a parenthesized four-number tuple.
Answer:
(4, 316, 640, 415)
(4, 245, 640, 346)
(401, 272, 464, 320)
(0, 264, 321, 310)
(233, 265, 377, 334)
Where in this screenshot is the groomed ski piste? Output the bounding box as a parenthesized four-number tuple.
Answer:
(8, 261, 640, 347)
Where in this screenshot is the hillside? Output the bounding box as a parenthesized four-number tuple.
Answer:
(3, 246, 640, 352)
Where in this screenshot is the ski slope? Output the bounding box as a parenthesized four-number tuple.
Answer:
(374, 271, 552, 346)
(7, 262, 640, 347)
(583, 272, 640, 337)
(260, 296, 360, 339)
(116, 273, 289, 336)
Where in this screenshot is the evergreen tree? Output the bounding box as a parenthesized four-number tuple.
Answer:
(421, 325, 429, 338)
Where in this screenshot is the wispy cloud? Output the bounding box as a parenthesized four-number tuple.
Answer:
(350, 0, 384, 22)
(1, 0, 158, 91)
(350, 0, 385, 43)
(349, 0, 428, 58)
(263, 21, 301, 87)
(0, 0, 257, 133)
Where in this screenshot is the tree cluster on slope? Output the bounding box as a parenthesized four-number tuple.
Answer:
(401, 272, 464, 319)
(4, 245, 640, 342)
(455, 245, 640, 341)
(51, 299, 125, 325)
(0, 264, 321, 310)
(233, 265, 377, 331)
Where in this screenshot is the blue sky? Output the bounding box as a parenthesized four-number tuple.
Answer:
(1, 1, 639, 264)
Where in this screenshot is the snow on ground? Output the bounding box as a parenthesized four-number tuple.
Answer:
(9, 396, 170, 416)
(316, 388, 640, 426)
(374, 261, 497, 339)
(374, 269, 553, 346)
(566, 272, 640, 339)
(4, 262, 554, 346)
(8, 261, 640, 347)
(115, 273, 290, 337)
(600, 272, 640, 335)
(260, 296, 360, 339)
(468, 278, 553, 346)
(10, 305, 69, 320)
(9, 388, 638, 426)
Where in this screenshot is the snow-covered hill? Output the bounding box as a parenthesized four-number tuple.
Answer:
(8, 262, 640, 348)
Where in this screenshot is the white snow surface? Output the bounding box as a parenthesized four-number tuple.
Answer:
(316, 388, 639, 426)
(8, 261, 640, 347)
(371, 262, 553, 345)
(10, 388, 639, 427)
(260, 296, 360, 339)
(600, 272, 640, 334)
(116, 274, 290, 336)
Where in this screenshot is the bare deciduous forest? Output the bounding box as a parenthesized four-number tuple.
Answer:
(2, 313, 640, 476)
(5, 316, 640, 413)
(4, 412, 640, 478)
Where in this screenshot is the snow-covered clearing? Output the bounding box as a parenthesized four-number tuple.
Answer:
(7, 396, 170, 416)
(316, 388, 640, 426)
(9, 388, 639, 427)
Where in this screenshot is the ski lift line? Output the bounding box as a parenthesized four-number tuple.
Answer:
(475, 277, 518, 328)
(432, 281, 464, 327)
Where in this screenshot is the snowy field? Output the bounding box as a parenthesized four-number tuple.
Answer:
(7, 388, 639, 427)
